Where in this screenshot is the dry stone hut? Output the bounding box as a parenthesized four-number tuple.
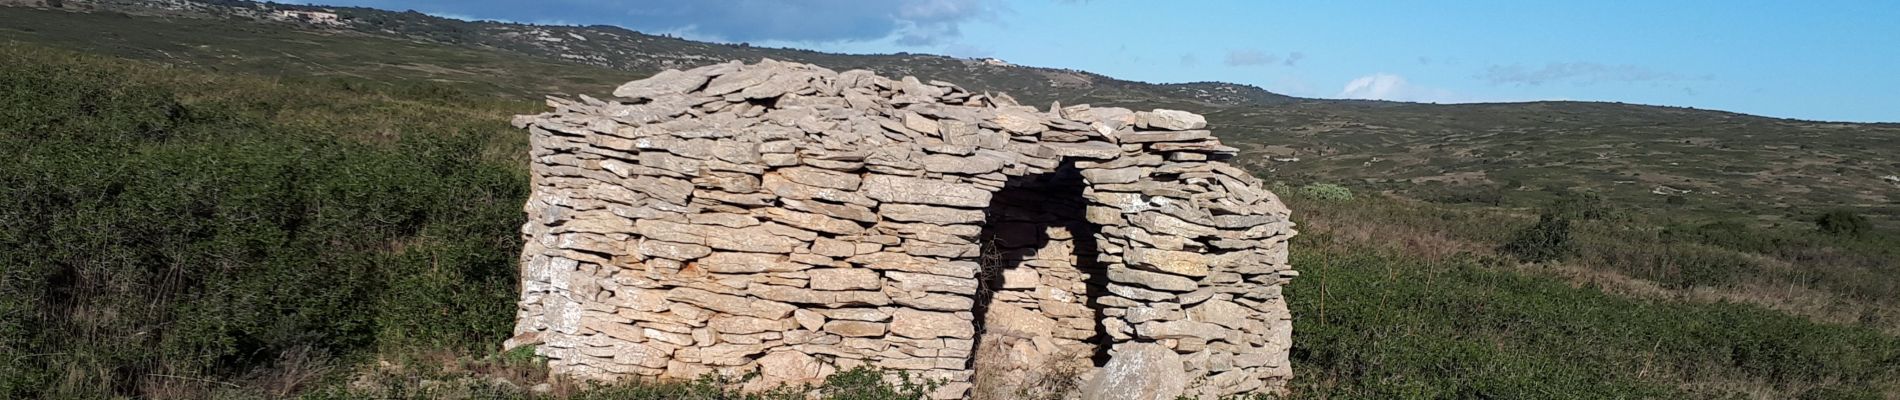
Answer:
(506, 59, 1297, 399)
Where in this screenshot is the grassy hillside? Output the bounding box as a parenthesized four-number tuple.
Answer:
(1, 2, 1897, 399)
(0, 6, 627, 97)
(10, 1, 1888, 334)
(8, 3, 1894, 229)
(0, 42, 534, 397)
(1214, 102, 1900, 226)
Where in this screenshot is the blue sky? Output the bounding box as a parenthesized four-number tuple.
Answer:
(316, 0, 1900, 122)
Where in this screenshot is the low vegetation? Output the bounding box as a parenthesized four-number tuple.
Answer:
(0, 42, 944, 400)
(0, 43, 533, 397)
(1296, 185, 1900, 334)
(1, 3, 1896, 398)
(1285, 244, 1899, 399)
(1283, 191, 1900, 399)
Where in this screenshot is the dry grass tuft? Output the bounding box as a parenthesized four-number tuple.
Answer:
(971, 338, 1089, 400)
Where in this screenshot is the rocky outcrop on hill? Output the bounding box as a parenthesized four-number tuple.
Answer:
(507, 59, 1297, 399)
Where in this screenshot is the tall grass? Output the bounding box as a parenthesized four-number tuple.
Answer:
(0, 43, 938, 400)
(1289, 186, 1900, 335)
(1284, 243, 1900, 399)
(0, 44, 529, 398)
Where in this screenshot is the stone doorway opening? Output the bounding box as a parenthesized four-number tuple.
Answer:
(970, 163, 1108, 399)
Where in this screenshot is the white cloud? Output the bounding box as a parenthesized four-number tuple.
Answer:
(1336, 73, 1461, 103)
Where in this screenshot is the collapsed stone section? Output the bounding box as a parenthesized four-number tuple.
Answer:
(506, 59, 1298, 399)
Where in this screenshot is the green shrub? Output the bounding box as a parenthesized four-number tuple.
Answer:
(812, 367, 937, 400)
(1815, 209, 1871, 237)
(1298, 183, 1354, 201)
(0, 45, 525, 397)
(1426, 185, 1505, 206)
(1500, 213, 1576, 263)
(1547, 189, 1614, 220)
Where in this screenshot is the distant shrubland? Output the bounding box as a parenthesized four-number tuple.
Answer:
(0, 4, 1896, 398)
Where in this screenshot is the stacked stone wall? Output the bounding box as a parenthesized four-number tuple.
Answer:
(508, 59, 1297, 399)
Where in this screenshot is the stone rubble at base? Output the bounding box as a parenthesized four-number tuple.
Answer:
(508, 58, 1297, 400)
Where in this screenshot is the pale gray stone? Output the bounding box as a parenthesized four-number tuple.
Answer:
(614, 69, 710, 100)
(846, 252, 977, 278)
(777, 167, 862, 191)
(886, 271, 978, 295)
(818, 308, 891, 322)
(1135, 320, 1226, 341)
(793, 309, 826, 331)
(760, 207, 866, 236)
(1126, 247, 1211, 277)
(1120, 129, 1212, 143)
(708, 315, 796, 335)
(702, 65, 776, 95)
(903, 111, 940, 136)
(1000, 268, 1040, 289)
(1136, 109, 1207, 131)
(739, 71, 811, 99)
(697, 252, 809, 273)
(1187, 298, 1252, 329)
(637, 239, 711, 261)
(1043, 141, 1121, 159)
(1107, 283, 1175, 302)
(1081, 167, 1144, 184)
(1108, 266, 1199, 292)
(763, 174, 877, 207)
(782, 198, 879, 223)
(991, 109, 1047, 134)
(860, 174, 992, 208)
(667, 287, 795, 319)
(920, 153, 1004, 175)
(880, 203, 987, 225)
(890, 308, 972, 339)
(1127, 212, 1217, 238)
(822, 320, 888, 337)
(893, 293, 975, 311)
(1081, 342, 1187, 400)
(752, 284, 892, 306)
(807, 268, 882, 291)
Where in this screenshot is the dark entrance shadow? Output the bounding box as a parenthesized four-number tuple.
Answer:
(970, 161, 1112, 373)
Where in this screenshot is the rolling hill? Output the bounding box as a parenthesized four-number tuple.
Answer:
(2, 1, 1897, 399)
(6, 0, 1895, 228)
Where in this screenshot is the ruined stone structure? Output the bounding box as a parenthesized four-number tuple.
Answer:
(506, 59, 1297, 399)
